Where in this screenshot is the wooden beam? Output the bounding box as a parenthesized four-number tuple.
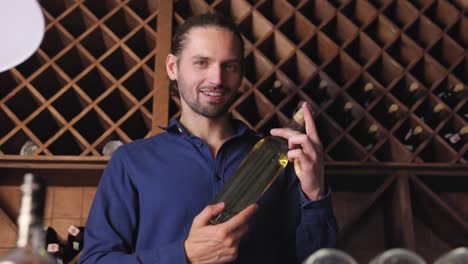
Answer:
(388, 171, 415, 249)
(152, 0, 174, 134)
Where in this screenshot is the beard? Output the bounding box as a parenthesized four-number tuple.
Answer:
(177, 81, 236, 119)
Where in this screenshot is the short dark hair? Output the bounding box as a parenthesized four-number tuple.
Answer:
(169, 12, 245, 95)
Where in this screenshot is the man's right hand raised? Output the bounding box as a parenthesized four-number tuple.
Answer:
(184, 202, 258, 264)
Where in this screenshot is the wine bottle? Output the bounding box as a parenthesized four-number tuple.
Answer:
(370, 248, 426, 264)
(45, 227, 63, 264)
(434, 247, 468, 264)
(210, 104, 306, 224)
(421, 103, 445, 128)
(403, 125, 423, 152)
(62, 225, 84, 263)
(102, 140, 123, 156)
(384, 104, 399, 129)
(358, 82, 375, 108)
(443, 126, 468, 150)
(20, 140, 38, 156)
(315, 80, 331, 105)
(342, 101, 354, 127)
(304, 249, 358, 264)
(363, 124, 379, 151)
(438, 83, 464, 107)
(268, 80, 284, 105)
(0, 174, 58, 264)
(406, 82, 421, 107)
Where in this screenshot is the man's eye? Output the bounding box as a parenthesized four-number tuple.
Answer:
(224, 64, 239, 72)
(194, 61, 208, 67)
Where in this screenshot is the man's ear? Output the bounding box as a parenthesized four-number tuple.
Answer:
(166, 53, 178, 81)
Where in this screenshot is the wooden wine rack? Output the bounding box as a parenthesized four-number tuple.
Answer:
(0, 0, 467, 262)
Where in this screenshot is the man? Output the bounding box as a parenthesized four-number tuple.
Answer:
(79, 13, 337, 264)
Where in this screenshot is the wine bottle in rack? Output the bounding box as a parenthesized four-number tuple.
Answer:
(406, 82, 421, 107)
(438, 83, 465, 107)
(358, 82, 375, 108)
(384, 104, 399, 129)
(0, 174, 58, 264)
(210, 103, 306, 224)
(421, 103, 446, 128)
(363, 124, 379, 151)
(102, 140, 123, 156)
(268, 80, 284, 105)
(443, 126, 468, 150)
(342, 101, 354, 127)
(316, 80, 331, 106)
(20, 140, 38, 156)
(63, 225, 84, 263)
(402, 125, 423, 152)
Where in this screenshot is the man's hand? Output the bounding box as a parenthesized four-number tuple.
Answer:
(184, 202, 258, 264)
(270, 102, 324, 200)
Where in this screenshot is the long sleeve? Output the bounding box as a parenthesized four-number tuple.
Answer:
(295, 187, 338, 262)
(78, 148, 188, 264)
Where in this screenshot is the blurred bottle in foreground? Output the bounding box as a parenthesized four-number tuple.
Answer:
(369, 248, 426, 264)
(303, 248, 357, 264)
(0, 173, 58, 264)
(434, 247, 468, 264)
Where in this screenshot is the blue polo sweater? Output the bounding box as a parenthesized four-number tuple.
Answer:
(78, 118, 337, 264)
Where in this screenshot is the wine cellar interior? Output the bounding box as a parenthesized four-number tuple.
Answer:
(0, 0, 467, 262)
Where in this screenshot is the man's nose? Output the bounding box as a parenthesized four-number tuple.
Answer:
(208, 64, 223, 86)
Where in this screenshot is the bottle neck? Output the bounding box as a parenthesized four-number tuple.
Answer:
(16, 174, 46, 253)
(17, 203, 45, 251)
(285, 119, 304, 132)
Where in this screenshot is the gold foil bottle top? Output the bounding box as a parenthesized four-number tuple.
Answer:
(454, 83, 464, 93)
(409, 82, 420, 93)
(368, 124, 379, 134)
(433, 103, 445, 113)
(364, 82, 374, 92)
(460, 126, 468, 136)
(413, 126, 423, 136)
(319, 80, 328, 90)
(388, 104, 399, 113)
(273, 80, 282, 90)
(292, 104, 306, 128)
(344, 102, 353, 111)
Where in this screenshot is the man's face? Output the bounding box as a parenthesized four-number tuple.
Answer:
(167, 26, 243, 118)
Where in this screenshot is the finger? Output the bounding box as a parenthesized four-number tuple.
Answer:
(230, 223, 249, 241)
(302, 102, 321, 145)
(192, 202, 225, 228)
(223, 204, 258, 232)
(287, 149, 313, 171)
(287, 148, 313, 161)
(287, 134, 317, 156)
(270, 127, 301, 140)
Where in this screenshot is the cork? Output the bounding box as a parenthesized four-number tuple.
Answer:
(388, 104, 399, 113)
(413, 126, 423, 135)
(273, 80, 282, 90)
(409, 82, 420, 93)
(364, 83, 374, 92)
(459, 126, 468, 136)
(433, 103, 445, 113)
(344, 102, 353, 111)
(368, 124, 379, 134)
(319, 80, 328, 90)
(454, 83, 464, 93)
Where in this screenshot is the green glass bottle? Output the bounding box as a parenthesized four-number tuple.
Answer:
(210, 106, 306, 224)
